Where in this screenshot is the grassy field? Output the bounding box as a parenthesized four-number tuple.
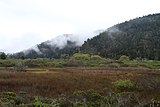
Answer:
(0, 67, 160, 106)
(0, 67, 160, 97)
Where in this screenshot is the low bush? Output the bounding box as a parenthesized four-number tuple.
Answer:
(14, 61, 27, 72)
(119, 55, 130, 62)
(53, 60, 67, 67)
(107, 63, 121, 68)
(24, 58, 50, 67)
(113, 79, 135, 90)
(73, 53, 90, 60)
(0, 59, 17, 67)
(144, 99, 160, 107)
(72, 90, 108, 107)
(0, 90, 158, 107)
(90, 55, 104, 60)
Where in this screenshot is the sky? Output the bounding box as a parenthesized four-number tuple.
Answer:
(0, 0, 160, 53)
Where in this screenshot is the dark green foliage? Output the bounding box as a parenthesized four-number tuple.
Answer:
(0, 52, 7, 60)
(81, 13, 160, 60)
(12, 40, 79, 59)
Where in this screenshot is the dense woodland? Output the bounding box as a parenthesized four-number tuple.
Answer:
(81, 14, 160, 60)
(12, 40, 79, 59)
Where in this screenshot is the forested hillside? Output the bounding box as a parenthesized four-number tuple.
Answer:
(12, 14, 160, 60)
(81, 14, 160, 60)
(12, 34, 79, 58)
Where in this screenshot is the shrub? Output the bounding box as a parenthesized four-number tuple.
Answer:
(65, 59, 84, 67)
(14, 61, 27, 72)
(90, 55, 104, 60)
(73, 90, 106, 106)
(0, 59, 16, 67)
(144, 99, 160, 107)
(24, 58, 49, 67)
(53, 60, 67, 68)
(119, 55, 130, 61)
(1, 92, 16, 98)
(73, 53, 90, 60)
(107, 63, 121, 68)
(113, 80, 135, 90)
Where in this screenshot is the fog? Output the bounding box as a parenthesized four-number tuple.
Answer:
(0, 0, 160, 53)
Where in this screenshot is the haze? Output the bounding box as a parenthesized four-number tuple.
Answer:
(0, 0, 160, 53)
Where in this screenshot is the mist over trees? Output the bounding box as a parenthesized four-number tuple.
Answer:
(12, 40, 79, 59)
(11, 13, 160, 60)
(81, 13, 160, 60)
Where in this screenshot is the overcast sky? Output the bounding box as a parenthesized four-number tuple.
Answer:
(0, 0, 160, 53)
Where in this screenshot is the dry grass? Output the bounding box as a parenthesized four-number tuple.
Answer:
(0, 67, 160, 99)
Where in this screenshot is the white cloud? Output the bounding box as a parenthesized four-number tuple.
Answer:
(0, 0, 160, 53)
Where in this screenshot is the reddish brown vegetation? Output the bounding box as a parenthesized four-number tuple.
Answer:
(0, 67, 160, 100)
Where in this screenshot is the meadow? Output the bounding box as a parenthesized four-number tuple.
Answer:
(0, 67, 160, 106)
(0, 54, 160, 106)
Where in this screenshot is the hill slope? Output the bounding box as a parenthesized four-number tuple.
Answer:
(81, 13, 160, 60)
(12, 30, 103, 59)
(12, 34, 80, 58)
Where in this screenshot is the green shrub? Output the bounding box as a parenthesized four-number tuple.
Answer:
(53, 60, 67, 68)
(65, 59, 84, 67)
(73, 53, 90, 60)
(119, 55, 130, 61)
(0, 59, 16, 67)
(144, 99, 160, 107)
(90, 55, 104, 60)
(24, 58, 50, 67)
(113, 80, 135, 90)
(14, 61, 27, 72)
(1, 92, 16, 98)
(107, 63, 121, 68)
(73, 89, 106, 107)
(33, 97, 52, 107)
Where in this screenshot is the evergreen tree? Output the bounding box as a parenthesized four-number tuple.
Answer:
(0, 52, 7, 59)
